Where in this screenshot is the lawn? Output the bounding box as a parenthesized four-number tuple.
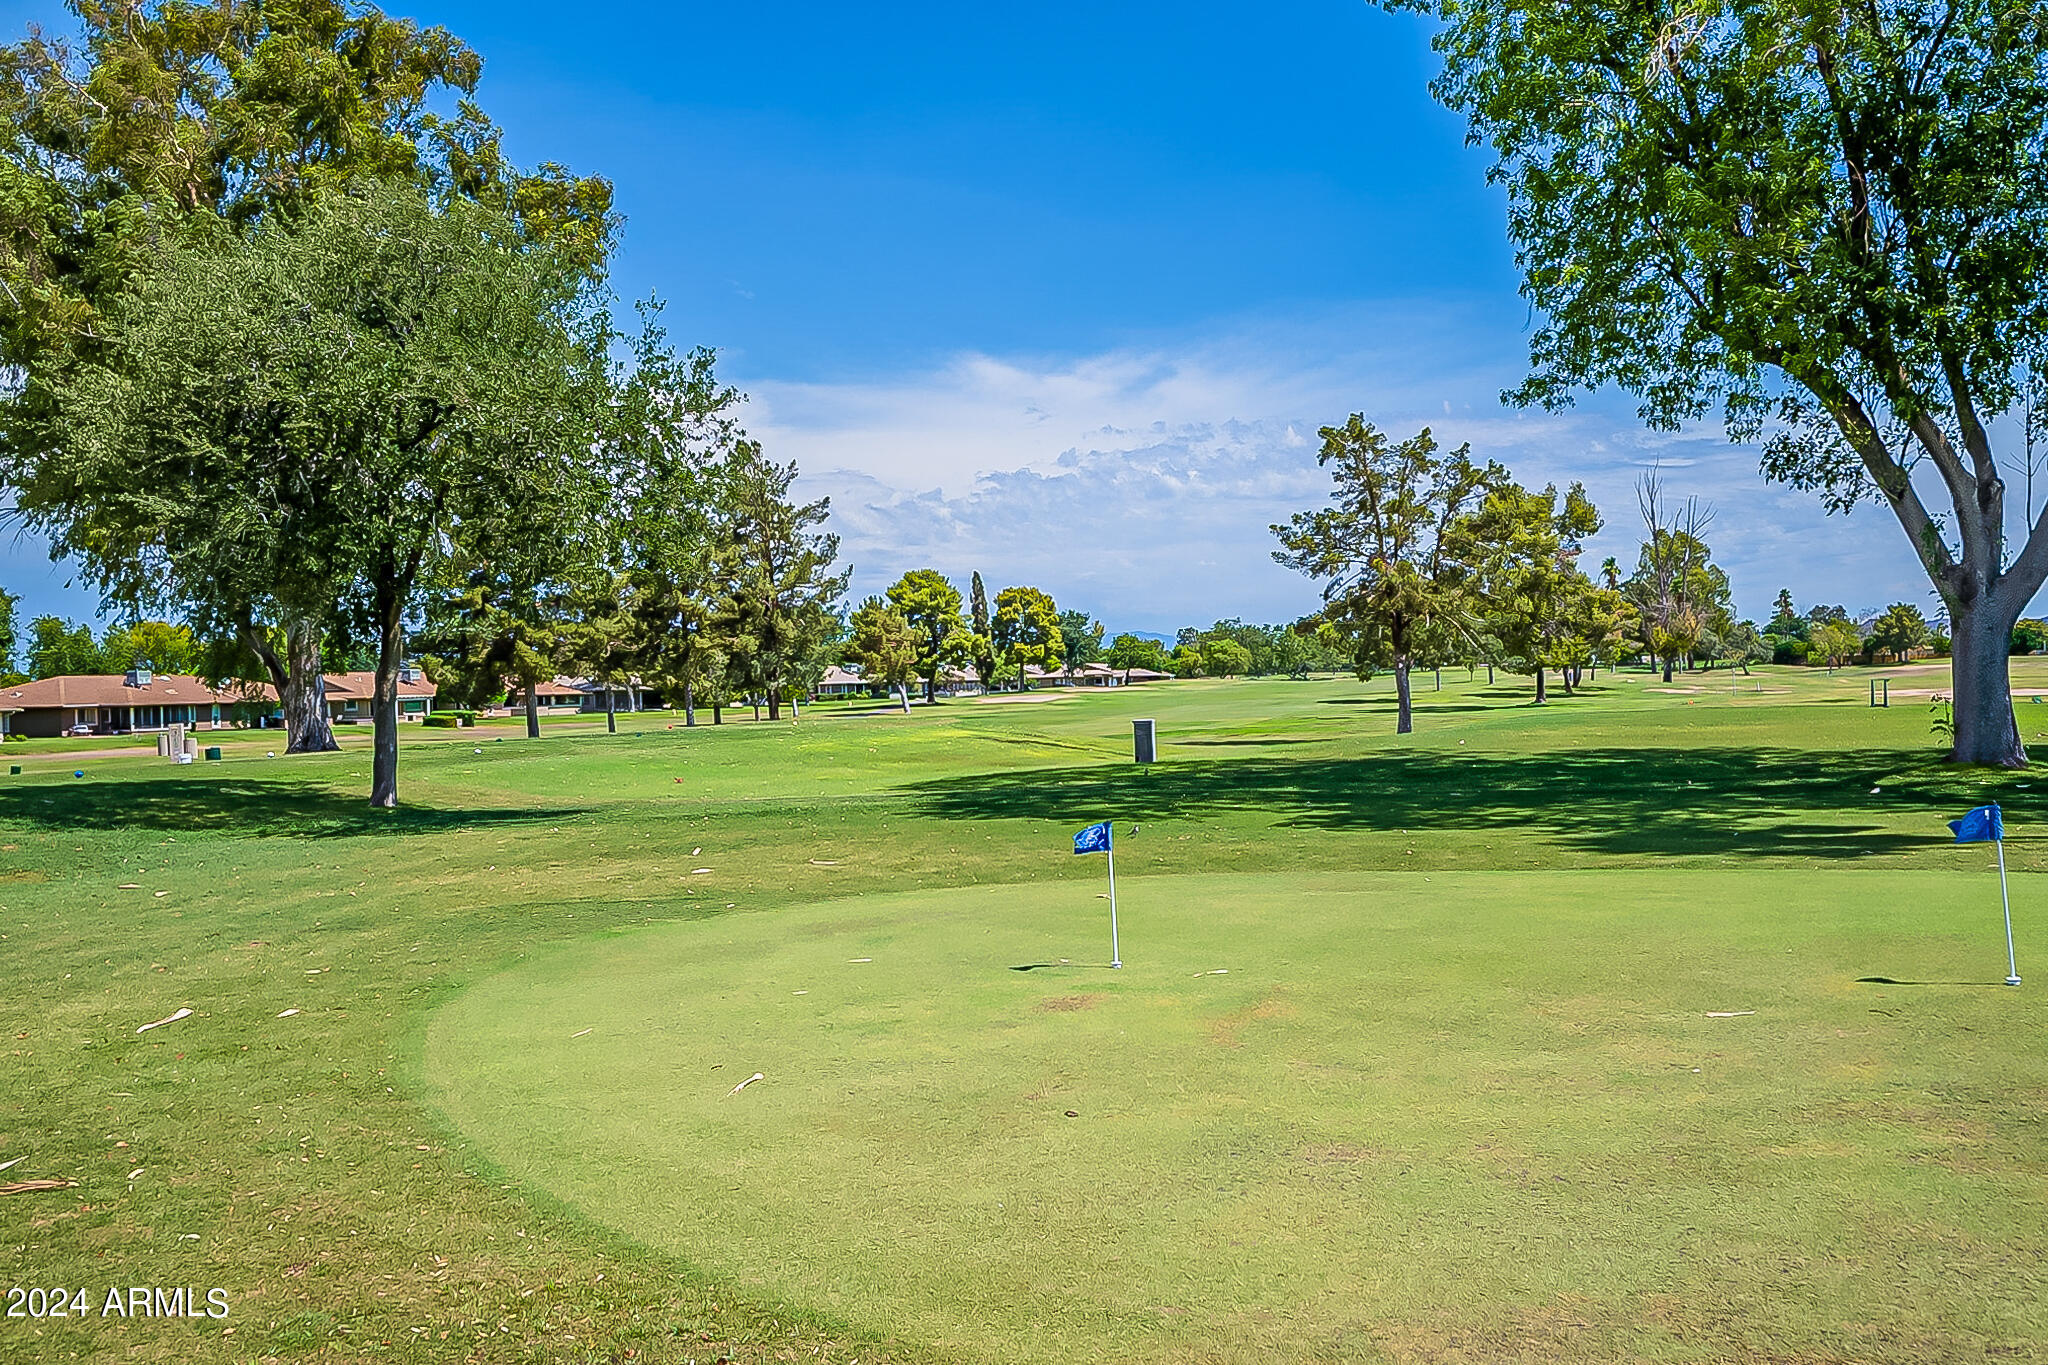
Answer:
(2, 664, 2045, 1363)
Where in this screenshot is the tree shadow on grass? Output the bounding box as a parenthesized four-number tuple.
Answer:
(903, 745, 1957, 860)
(1177, 737, 1327, 748)
(1316, 698, 1500, 712)
(0, 775, 589, 839)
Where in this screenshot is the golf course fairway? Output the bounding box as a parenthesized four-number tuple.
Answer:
(423, 868, 2048, 1363)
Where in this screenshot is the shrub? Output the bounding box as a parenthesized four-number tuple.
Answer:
(422, 715, 460, 728)
(1929, 633, 1951, 655)
(1772, 639, 1809, 665)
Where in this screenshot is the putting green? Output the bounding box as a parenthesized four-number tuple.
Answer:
(422, 871, 2048, 1362)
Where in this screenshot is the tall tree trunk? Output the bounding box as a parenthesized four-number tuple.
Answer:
(246, 617, 339, 753)
(1662, 656, 1674, 683)
(925, 672, 936, 703)
(368, 615, 403, 809)
(766, 689, 780, 721)
(1534, 666, 1548, 703)
(684, 678, 697, 726)
(1393, 654, 1413, 734)
(1950, 600, 2028, 766)
(711, 693, 722, 725)
(1486, 664, 1494, 683)
(523, 672, 541, 739)
(1434, 667, 1441, 691)
(899, 682, 911, 714)
(605, 683, 617, 734)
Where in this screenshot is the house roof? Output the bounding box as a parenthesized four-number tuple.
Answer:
(319, 671, 438, 700)
(570, 676, 655, 692)
(4, 670, 439, 710)
(1, 673, 262, 709)
(818, 665, 866, 686)
(502, 676, 581, 700)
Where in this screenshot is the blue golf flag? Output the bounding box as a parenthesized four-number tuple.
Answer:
(1950, 804, 2004, 844)
(1073, 820, 1112, 855)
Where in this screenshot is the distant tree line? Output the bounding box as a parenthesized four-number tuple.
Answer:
(1272, 419, 1785, 732)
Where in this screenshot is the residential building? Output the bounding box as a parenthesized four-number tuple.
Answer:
(1, 670, 264, 738)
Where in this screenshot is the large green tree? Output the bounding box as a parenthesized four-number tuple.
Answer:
(47, 182, 613, 805)
(844, 597, 918, 713)
(1387, 0, 2048, 764)
(100, 620, 201, 675)
(26, 615, 102, 678)
(885, 569, 970, 702)
(609, 328, 745, 730)
(712, 444, 846, 722)
(1104, 632, 1169, 683)
(968, 571, 997, 689)
(1471, 480, 1612, 702)
(0, 0, 609, 755)
(1870, 601, 1932, 662)
(1271, 418, 1501, 733)
(991, 586, 1062, 690)
(1056, 609, 1105, 676)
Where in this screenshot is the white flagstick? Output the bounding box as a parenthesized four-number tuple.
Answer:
(1998, 833, 2021, 986)
(1107, 831, 1122, 969)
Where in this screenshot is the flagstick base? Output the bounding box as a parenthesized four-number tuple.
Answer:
(2007, 975, 2022, 986)
(1111, 961, 1122, 970)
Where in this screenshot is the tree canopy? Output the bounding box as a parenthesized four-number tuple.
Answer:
(1384, 0, 2048, 763)
(992, 586, 1062, 689)
(41, 180, 614, 803)
(1272, 418, 1500, 732)
(886, 570, 970, 702)
(845, 597, 917, 713)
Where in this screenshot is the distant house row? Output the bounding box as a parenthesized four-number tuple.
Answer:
(2, 655, 1178, 738)
(0, 668, 437, 738)
(813, 660, 1172, 699)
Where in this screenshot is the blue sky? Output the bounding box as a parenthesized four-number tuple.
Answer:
(0, 0, 1961, 634)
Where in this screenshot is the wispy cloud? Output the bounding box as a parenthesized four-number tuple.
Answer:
(744, 306, 1946, 631)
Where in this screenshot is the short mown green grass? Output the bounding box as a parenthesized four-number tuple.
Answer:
(428, 870, 2046, 1364)
(2, 663, 2045, 1363)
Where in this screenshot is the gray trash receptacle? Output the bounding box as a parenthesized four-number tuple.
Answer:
(1132, 718, 1156, 764)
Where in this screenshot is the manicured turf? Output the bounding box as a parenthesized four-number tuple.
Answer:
(1, 663, 2045, 1363)
(428, 870, 2047, 1364)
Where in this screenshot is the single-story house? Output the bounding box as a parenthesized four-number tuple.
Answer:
(318, 669, 438, 723)
(815, 665, 872, 699)
(502, 677, 585, 713)
(574, 677, 664, 713)
(2, 669, 265, 738)
(935, 667, 984, 697)
(1025, 662, 1170, 688)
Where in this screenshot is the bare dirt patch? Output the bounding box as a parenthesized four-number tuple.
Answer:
(1037, 994, 1101, 1012)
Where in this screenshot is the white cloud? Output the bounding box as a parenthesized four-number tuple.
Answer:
(740, 306, 1957, 632)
